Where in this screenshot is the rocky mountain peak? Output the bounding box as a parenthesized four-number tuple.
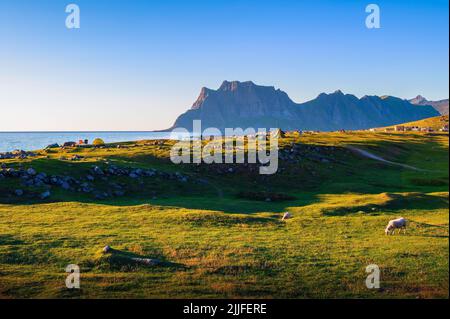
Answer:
(192, 87, 211, 109)
(170, 81, 440, 132)
(219, 80, 257, 92)
(409, 95, 449, 115)
(411, 95, 428, 104)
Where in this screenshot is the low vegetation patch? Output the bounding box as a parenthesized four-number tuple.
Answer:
(410, 178, 448, 187)
(237, 191, 296, 202)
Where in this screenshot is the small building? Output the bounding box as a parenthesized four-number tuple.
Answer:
(63, 141, 77, 147)
(77, 139, 89, 146)
(395, 125, 405, 132)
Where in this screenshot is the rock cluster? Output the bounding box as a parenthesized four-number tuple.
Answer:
(1, 166, 76, 198)
(279, 144, 343, 164)
(195, 162, 259, 175)
(1, 162, 189, 200)
(0, 150, 37, 159)
(89, 164, 189, 183)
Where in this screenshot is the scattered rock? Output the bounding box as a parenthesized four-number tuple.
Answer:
(282, 212, 292, 221)
(2, 161, 190, 201)
(15, 189, 24, 196)
(61, 182, 71, 190)
(40, 191, 51, 199)
(35, 172, 47, 180)
(113, 190, 125, 197)
(80, 183, 93, 193)
(0, 150, 36, 159)
(71, 155, 83, 161)
(93, 166, 104, 175)
(94, 192, 109, 200)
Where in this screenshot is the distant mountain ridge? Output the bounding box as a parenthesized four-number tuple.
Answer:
(408, 95, 449, 115)
(170, 81, 440, 132)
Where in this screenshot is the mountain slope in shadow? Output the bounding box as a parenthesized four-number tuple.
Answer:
(171, 81, 440, 132)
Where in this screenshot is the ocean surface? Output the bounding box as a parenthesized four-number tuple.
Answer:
(0, 131, 182, 153)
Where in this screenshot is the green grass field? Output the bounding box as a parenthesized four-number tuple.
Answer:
(0, 131, 448, 299)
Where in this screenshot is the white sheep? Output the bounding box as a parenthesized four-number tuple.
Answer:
(282, 212, 292, 221)
(385, 217, 407, 235)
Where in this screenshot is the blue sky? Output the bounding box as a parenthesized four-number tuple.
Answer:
(0, 0, 448, 131)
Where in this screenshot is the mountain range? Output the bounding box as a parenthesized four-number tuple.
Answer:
(408, 95, 449, 115)
(170, 81, 441, 132)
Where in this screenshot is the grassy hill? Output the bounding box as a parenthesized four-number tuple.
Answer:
(401, 115, 449, 130)
(0, 131, 448, 298)
(375, 115, 449, 131)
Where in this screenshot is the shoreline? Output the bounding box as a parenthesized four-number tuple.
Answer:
(0, 131, 179, 154)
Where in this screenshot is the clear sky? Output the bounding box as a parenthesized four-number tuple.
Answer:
(0, 0, 448, 131)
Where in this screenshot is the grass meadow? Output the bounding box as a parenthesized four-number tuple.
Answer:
(0, 130, 448, 298)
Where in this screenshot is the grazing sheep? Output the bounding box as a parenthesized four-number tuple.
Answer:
(385, 217, 407, 235)
(282, 212, 292, 221)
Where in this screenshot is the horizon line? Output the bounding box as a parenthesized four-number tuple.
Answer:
(0, 130, 164, 133)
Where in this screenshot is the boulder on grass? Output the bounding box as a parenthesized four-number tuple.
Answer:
(40, 191, 51, 199)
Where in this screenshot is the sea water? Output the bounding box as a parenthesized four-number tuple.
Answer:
(0, 131, 178, 153)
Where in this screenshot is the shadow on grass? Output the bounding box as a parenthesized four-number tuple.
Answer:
(1, 139, 448, 215)
(90, 247, 186, 272)
(0, 234, 26, 245)
(406, 220, 449, 238)
(324, 192, 449, 216)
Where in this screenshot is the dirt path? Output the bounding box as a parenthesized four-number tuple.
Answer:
(346, 146, 425, 171)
